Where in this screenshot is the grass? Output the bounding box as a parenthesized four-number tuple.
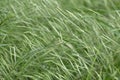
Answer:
(0, 0, 120, 80)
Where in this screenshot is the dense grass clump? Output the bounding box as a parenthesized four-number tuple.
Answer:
(0, 0, 120, 80)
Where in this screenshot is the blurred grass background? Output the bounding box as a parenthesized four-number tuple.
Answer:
(0, 0, 120, 80)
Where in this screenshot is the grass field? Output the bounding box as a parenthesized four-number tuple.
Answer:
(0, 0, 120, 80)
